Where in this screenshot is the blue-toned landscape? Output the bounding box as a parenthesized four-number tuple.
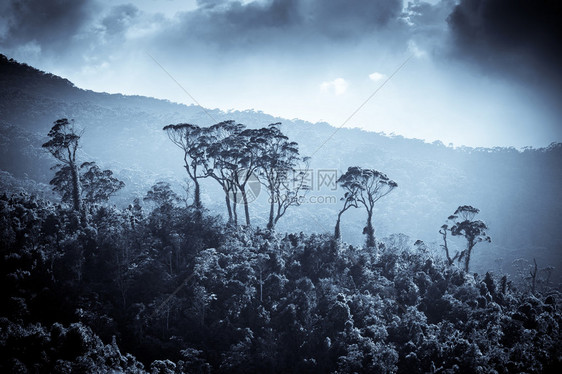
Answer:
(1, 1, 561, 372)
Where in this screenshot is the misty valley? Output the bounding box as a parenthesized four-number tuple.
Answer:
(1, 55, 562, 373)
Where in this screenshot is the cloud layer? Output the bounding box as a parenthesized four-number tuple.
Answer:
(1, 0, 561, 147)
(448, 0, 562, 100)
(0, 0, 92, 51)
(1, 0, 410, 55)
(2, 0, 560, 86)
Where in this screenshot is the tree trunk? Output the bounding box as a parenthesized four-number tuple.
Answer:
(186, 163, 202, 210)
(267, 188, 275, 230)
(70, 162, 82, 212)
(441, 230, 453, 265)
(224, 190, 233, 224)
(194, 178, 201, 209)
(464, 241, 474, 272)
(232, 192, 238, 227)
(365, 210, 375, 248)
(334, 211, 344, 239)
(240, 187, 251, 226)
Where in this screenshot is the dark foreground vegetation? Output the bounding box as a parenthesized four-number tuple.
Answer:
(1, 117, 561, 373)
(1, 191, 561, 373)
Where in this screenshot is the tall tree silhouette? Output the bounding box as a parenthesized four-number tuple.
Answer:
(334, 190, 359, 241)
(229, 128, 263, 226)
(337, 167, 397, 247)
(42, 118, 82, 212)
(163, 123, 206, 210)
(256, 123, 309, 230)
(205, 121, 245, 225)
(439, 222, 459, 266)
(448, 205, 491, 272)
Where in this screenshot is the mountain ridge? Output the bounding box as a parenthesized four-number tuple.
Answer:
(1, 53, 561, 280)
(3, 53, 558, 151)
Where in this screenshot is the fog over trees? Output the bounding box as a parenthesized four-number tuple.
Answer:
(1, 54, 562, 373)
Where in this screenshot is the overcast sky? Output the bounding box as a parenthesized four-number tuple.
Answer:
(1, 0, 561, 148)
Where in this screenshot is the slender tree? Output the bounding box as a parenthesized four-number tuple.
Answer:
(334, 190, 358, 240)
(448, 205, 491, 272)
(42, 118, 83, 212)
(205, 121, 246, 225)
(256, 123, 309, 230)
(268, 161, 310, 230)
(337, 167, 397, 247)
(228, 128, 263, 226)
(163, 123, 206, 210)
(439, 222, 459, 265)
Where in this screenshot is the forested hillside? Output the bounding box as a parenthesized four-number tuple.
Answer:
(1, 54, 562, 372)
(1, 54, 561, 278)
(2, 193, 561, 373)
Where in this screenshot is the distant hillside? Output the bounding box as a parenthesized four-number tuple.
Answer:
(1, 54, 561, 280)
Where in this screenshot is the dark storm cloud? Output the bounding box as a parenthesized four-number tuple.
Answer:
(173, 0, 405, 47)
(0, 0, 93, 50)
(1, 0, 409, 59)
(406, 0, 455, 34)
(448, 0, 562, 94)
(101, 4, 139, 36)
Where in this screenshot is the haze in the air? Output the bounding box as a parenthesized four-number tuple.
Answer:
(1, 0, 561, 148)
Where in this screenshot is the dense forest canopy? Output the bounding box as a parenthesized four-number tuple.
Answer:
(1, 54, 562, 373)
(1, 190, 561, 372)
